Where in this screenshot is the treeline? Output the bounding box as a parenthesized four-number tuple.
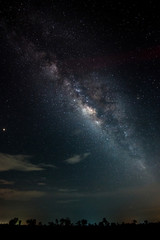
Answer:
(3, 217, 159, 227)
(0, 218, 159, 236)
(8, 217, 108, 226)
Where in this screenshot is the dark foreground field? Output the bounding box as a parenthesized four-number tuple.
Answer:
(0, 223, 159, 238)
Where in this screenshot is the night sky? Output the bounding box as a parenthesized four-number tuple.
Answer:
(0, 0, 160, 224)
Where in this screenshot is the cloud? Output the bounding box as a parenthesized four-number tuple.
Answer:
(57, 199, 80, 204)
(65, 152, 90, 164)
(0, 188, 45, 201)
(37, 182, 46, 186)
(0, 153, 44, 172)
(0, 179, 14, 185)
(39, 163, 56, 169)
(58, 188, 77, 193)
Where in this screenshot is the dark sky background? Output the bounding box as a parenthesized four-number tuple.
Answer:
(0, 0, 160, 224)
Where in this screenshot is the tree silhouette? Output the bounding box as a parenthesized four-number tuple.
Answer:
(76, 220, 81, 226)
(60, 218, 65, 226)
(9, 217, 19, 226)
(55, 219, 59, 226)
(26, 219, 36, 226)
(102, 218, 110, 226)
(132, 219, 137, 225)
(81, 219, 87, 226)
(60, 218, 71, 226)
(64, 218, 71, 226)
(48, 222, 54, 227)
(144, 220, 148, 225)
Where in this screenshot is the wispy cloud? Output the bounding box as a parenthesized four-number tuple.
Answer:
(65, 152, 90, 164)
(39, 163, 56, 169)
(37, 182, 46, 186)
(0, 188, 45, 200)
(0, 153, 55, 172)
(58, 188, 77, 193)
(57, 199, 80, 204)
(0, 179, 14, 185)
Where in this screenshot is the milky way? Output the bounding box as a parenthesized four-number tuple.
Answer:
(38, 48, 151, 184)
(3, 11, 152, 183)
